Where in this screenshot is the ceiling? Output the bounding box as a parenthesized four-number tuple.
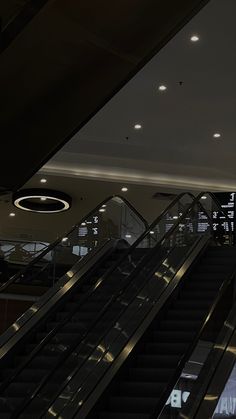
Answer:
(43, 0, 236, 192)
(1, 0, 206, 193)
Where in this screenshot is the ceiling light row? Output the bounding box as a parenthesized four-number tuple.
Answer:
(134, 122, 222, 140)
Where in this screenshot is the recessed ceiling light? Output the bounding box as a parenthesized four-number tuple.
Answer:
(190, 35, 200, 42)
(40, 178, 47, 184)
(61, 237, 68, 242)
(134, 124, 142, 130)
(213, 133, 221, 139)
(201, 196, 207, 200)
(158, 85, 167, 91)
(99, 208, 106, 212)
(125, 234, 132, 238)
(9, 212, 15, 217)
(150, 231, 155, 234)
(173, 215, 178, 219)
(121, 187, 128, 192)
(81, 222, 86, 226)
(102, 204, 107, 208)
(40, 197, 47, 201)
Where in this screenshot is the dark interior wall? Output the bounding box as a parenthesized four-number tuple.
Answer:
(0, 0, 209, 193)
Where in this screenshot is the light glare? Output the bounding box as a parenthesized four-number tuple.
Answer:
(190, 35, 199, 42)
(158, 85, 167, 91)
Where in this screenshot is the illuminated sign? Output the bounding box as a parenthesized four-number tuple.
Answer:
(166, 389, 190, 408)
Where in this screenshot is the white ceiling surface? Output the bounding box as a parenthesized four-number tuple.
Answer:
(43, 0, 236, 192)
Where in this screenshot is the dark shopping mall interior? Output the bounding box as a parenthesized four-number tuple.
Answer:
(0, 1, 236, 418)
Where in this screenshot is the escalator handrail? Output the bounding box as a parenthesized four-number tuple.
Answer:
(150, 258, 236, 418)
(4, 193, 218, 415)
(0, 194, 148, 294)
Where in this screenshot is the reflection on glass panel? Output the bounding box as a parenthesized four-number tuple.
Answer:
(213, 363, 236, 418)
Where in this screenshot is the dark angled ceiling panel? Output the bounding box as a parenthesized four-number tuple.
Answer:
(0, 0, 209, 193)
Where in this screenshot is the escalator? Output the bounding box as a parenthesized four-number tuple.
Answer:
(89, 245, 236, 419)
(0, 192, 229, 418)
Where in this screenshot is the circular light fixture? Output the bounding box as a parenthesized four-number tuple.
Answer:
(190, 35, 200, 42)
(158, 85, 167, 91)
(40, 178, 47, 184)
(13, 188, 72, 213)
(121, 187, 128, 192)
(9, 212, 15, 217)
(134, 124, 142, 130)
(213, 133, 221, 139)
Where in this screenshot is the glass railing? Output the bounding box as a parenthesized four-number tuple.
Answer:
(0, 195, 148, 291)
(0, 239, 48, 263)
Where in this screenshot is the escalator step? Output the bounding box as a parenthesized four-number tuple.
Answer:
(190, 273, 224, 281)
(56, 311, 70, 321)
(145, 342, 188, 354)
(68, 311, 96, 321)
(109, 396, 158, 413)
(186, 281, 222, 290)
(137, 355, 179, 369)
(179, 291, 217, 299)
(79, 302, 106, 312)
(119, 381, 166, 396)
(60, 323, 85, 334)
(152, 331, 195, 342)
(0, 397, 23, 410)
(160, 320, 201, 331)
(65, 302, 81, 311)
(17, 368, 48, 382)
(173, 300, 210, 309)
(129, 367, 174, 382)
(196, 264, 232, 273)
(100, 413, 149, 419)
(166, 309, 205, 320)
(15, 355, 58, 369)
(4, 382, 33, 397)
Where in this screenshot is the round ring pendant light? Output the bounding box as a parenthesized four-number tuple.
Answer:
(13, 188, 72, 213)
